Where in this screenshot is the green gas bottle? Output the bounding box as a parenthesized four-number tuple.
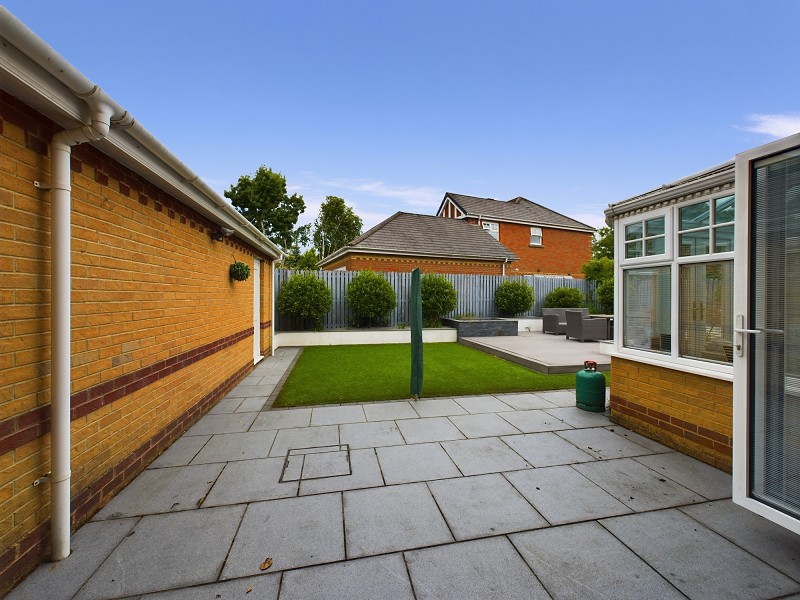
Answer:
(576, 360, 606, 412)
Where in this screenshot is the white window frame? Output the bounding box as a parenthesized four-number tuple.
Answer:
(482, 221, 499, 240)
(614, 198, 735, 378)
(529, 227, 542, 246)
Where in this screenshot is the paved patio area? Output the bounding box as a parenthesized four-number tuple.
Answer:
(10, 348, 800, 599)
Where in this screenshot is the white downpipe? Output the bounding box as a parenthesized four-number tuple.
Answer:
(49, 109, 111, 562)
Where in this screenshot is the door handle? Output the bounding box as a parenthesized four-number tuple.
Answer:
(733, 327, 761, 334)
(734, 315, 761, 357)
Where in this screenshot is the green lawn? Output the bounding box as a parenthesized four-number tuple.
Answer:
(274, 343, 609, 407)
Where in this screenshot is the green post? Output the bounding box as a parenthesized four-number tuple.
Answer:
(410, 268, 423, 399)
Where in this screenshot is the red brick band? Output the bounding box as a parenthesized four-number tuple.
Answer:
(0, 328, 254, 456)
(260, 320, 272, 330)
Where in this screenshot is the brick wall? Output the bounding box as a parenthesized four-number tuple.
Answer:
(463, 218, 592, 276)
(0, 90, 272, 593)
(609, 356, 733, 472)
(324, 253, 505, 275)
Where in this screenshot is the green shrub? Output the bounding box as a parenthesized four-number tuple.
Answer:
(229, 261, 250, 281)
(596, 278, 614, 313)
(277, 273, 332, 330)
(347, 270, 397, 327)
(581, 257, 614, 282)
(494, 280, 535, 316)
(543, 286, 585, 308)
(421, 274, 457, 327)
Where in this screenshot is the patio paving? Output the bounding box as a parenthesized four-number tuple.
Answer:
(9, 347, 800, 599)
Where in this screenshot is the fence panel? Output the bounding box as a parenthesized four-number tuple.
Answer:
(274, 269, 597, 331)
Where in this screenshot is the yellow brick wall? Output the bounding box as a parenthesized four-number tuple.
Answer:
(1, 90, 272, 592)
(609, 356, 733, 471)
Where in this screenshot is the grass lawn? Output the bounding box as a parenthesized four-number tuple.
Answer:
(273, 343, 610, 407)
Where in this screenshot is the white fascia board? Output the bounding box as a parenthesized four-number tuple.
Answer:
(462, 212, 594, 233)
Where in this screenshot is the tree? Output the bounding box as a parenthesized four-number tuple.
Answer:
(224, 166, 305, 249)
(281, 248, 319, 270)
(592, 226, 614, 260)
(313, 196, 363, 259)
(581, 257, 614, 282)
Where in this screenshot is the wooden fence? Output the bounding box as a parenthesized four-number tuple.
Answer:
(274, 269, 596, 331)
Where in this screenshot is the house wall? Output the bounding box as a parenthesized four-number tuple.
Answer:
(0, 90, 271, 593)
(463, 218, 591, 276)
(609, 357, 733, 471)
(322, 253, 505, 275)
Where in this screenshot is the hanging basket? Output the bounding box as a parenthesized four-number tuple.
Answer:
(229, 261, 251, 281)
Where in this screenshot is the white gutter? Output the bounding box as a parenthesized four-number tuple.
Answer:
(0, 6, 280, 561)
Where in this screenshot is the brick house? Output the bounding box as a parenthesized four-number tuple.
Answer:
(605, 131, 800, 535)
(437, 192, 595, 276)
(0, 10, 281, 592)
(317, 212, 518, 274)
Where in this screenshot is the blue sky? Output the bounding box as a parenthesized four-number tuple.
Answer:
(5, 1, 799, 231)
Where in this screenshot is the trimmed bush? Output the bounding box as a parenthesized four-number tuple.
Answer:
(494, 280, 535, 316)
(421, 274, 457, 327)
(596, 278, 614, 314)
(543, 286, 585, 308)
(347, 270, 397, 327)
(277, 273, 333, 330)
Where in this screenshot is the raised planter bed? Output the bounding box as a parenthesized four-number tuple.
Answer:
(441, 318, 518, 338)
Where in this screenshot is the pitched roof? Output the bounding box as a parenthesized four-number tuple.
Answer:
(442, 192, 595, 232)
(318, 212, 519, 267)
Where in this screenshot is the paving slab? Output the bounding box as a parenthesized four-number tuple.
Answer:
(376, 442, 461, 484)
(235, 397, 269, 412)
(362, 401, 419, 421)
(574, 458, 705, 512)
(441, 437, 530, 476)
(607, 425, 673, 453)
(302, 448, 351, 479)
(190, 430, 278, 464)
(494, 392, 557, 410)
(396, 416, 465, 443)
(572, 458, 705, 512)
(268, 425, 339, 457)
(506, 465, 631, 525)
(75, 505, 245, 599)
(428, 473, 547, 539)
(299, 448, 384, 495)
(601, 509, 800, 600)
(344, 483, 453, 558)
(448, 412, 520, 438)
(222, 493, 344, 577)
(532, 389, 578, 407)
(279, 553, 414, 600)
(138, 573, 280, 599)
(250, 408, 312, 431)
(6, 518, 138, 600)
(510, 521, 684, 600)
(680, 499, 800, 581)
(184, 412, 258, 436)
(310, 405, 366, 426)
(634, 451, 732, 500)
(498, 408, 574, 433)
(410, 398, 468, 417)
(405, 536, 549, 600)
(226, 384, 268, 398)
(544, 406, 612, 428)
(94, 463, 224, 518)
(203, 457, 298, 507)
(453, 395, 514, 414)
(501, 432, 595, 467)
(339, 420, 405, 448)
(208, 397, 244, 414)
(147, 435, 210, 469)
(557, 427, 655, 460)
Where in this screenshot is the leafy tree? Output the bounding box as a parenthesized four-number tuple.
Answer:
(592, 226, 614, 260)
(421, 274, 457, 327)
(281, 248, 319, 270)
(581, 257, 614, 282)
(225, 166, 305, 249)
(596, 278, 614, 313)
(277, 273, 332, 330)
(494, 280, 535, 316)
(313, 196, 363, 258)
(543, 286, 585, 308)
(347, 270, 397, 327)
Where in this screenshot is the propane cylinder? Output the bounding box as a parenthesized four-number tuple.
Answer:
(576, 360, 606, 412)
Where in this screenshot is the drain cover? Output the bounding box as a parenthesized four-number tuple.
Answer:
(280, 445, 351, 482)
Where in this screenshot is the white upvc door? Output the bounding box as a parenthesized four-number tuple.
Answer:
(733, 133, 800, 534)
(253, 258, 262, 364)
